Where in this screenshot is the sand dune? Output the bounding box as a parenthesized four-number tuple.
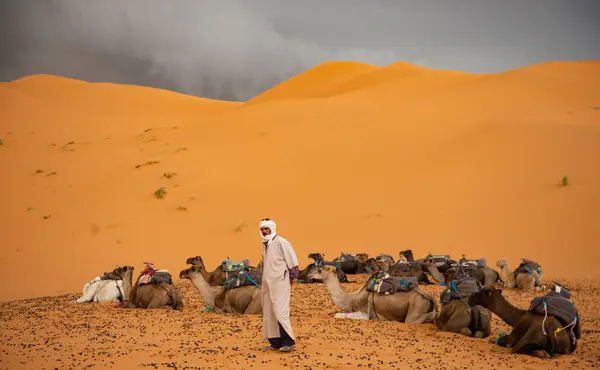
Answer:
(1, 61, 600, 303)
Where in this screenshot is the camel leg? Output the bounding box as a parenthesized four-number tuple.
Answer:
(73, 282, 100, 303)
(441, 310, 472, 336)
(244, 296, 262, 314)
(511, 330, 551, 358)
(146, 295, 173, 310)
(405, 297, 436, 324)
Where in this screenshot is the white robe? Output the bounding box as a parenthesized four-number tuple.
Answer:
(261, 235, 299, 340)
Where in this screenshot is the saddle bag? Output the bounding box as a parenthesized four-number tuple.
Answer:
(440, 278, 481, 304)
(222, 258, 250, 273)
(393, 261, 419, 273)
(529, 293, 580, 340)
(366, 273, 418, 294)
(223, 270, 262, 290)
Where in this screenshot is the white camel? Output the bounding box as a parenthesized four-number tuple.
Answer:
(71, 276, 125, 303)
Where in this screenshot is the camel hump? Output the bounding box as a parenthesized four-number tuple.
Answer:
(155, 269, 170, 273)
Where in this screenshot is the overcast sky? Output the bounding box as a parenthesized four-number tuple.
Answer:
(1, 0, 599, 101)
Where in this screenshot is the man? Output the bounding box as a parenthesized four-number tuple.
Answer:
(259, 218, 299, 352)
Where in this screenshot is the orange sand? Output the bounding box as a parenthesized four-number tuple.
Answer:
(1, 60, 600, 303)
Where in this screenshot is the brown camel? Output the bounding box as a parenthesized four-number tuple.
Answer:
(434, 276, 492, 338)
(309, 266, 439, 324)
(496, 258, 544, 291)
(109, 265, 183, 310)
(468, 287, 578, 359)
(186, 256, 256, 286)
(179, 265, 262, 314)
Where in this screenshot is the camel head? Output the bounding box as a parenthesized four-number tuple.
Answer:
(468, 286, 503, 308)
(443, 267, 458, 286)
(399, 249, 414, 261)
(423, 257, 436, 266)
(307, 265, 337, 281)
(496, 258, 508, 268)
(186, 256, 204, 267)
(179, 265, 203, 280)
(308, 253, 324, 261)
(104, 265, 134, 280)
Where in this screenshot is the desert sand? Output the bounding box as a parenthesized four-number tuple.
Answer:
(1, 60, 600, 368)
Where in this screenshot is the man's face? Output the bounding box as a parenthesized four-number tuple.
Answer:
(261, 227, 272, 236)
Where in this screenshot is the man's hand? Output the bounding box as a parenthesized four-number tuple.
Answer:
(288, 266, 299, 284)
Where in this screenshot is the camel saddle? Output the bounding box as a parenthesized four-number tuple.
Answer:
(138, 269, 172, 286)
(440, 278, 481, 304)
(514, 259, 542, 276)
(529, 291, 581, 340)
(392, 261, 419, 273)
(366, 272, 418, 295)
(338, 254, 358, 262)
(460, 258, 487, 268)
(223, 270, 262, 290)
(427, 254, 451, 267)
(222, 257, 250, 273)
(450, 263, 479, 279)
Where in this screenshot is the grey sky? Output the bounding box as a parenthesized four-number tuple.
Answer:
(1, 0, 599, 101)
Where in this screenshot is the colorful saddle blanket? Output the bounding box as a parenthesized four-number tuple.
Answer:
(138, 269, 172, 285)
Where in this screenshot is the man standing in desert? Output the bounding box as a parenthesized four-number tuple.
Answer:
(259, 218, 299, 352)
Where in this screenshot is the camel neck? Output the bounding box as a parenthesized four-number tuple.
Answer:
(324, 274, 353, 312)
(490, 294, 527, 327)
(190, 273, 217, 308)
(122, 270, 133, 303)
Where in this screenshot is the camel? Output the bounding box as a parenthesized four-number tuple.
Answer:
(71, 271, 126, 303)
(468, 287, 578, 358)
(179, 265, 262, 314)
(496, 258, 545, 291)
(308, 266, 439, 324)
(186, 256, 256, 286)
(109, 266, 183, 310)
(389, 259, 432, 284)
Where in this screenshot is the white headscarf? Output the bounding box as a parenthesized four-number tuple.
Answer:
(259, 219, 277, 243)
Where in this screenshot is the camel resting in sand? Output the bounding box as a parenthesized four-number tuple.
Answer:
(186, 256, 256, 286)
(443, 261, 501, 287)
(108, 265, 183, 310)
(71, 270, 126, 303)
(469, 287, 579, 358)
(179, 265, 262, 314)
(496, 258, 545, 291)
(309, 266, 439, 323)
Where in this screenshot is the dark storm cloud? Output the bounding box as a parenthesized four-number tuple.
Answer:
(1, 0, 599, 101)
